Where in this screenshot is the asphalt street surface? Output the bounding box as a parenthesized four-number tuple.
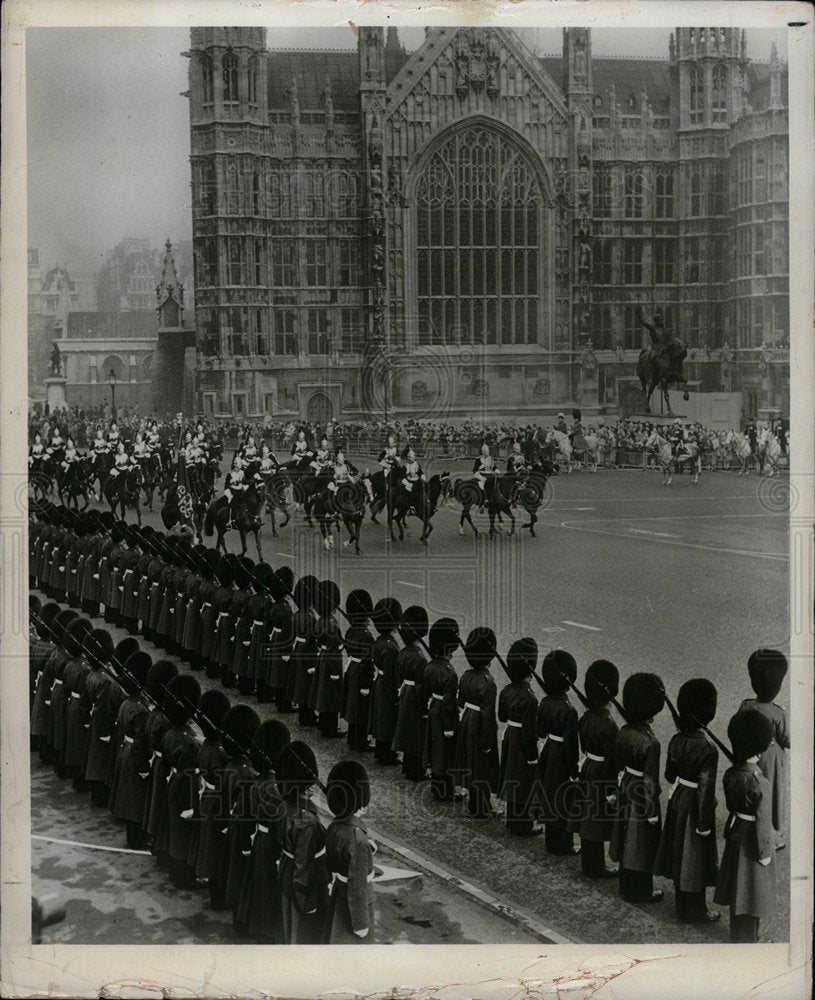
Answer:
(31, 461, 791, 944)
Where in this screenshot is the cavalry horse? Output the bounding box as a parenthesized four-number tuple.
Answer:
(452, 471, 514, 538)
(757, 427, 783, 477)
(203, 484, 264, 559)
(391, 472, 451, 545)
(674, 440, 702, 485)
(453, 460, 557, 538)
(726, 430, 753, 476)
(312, 480, 368, 554)
(645, 428, 675, 486)
(103, 465, 146, 523)
(257, 468, 292, 536)
(60, 457, 94, 510)
(546, 430, 576, 473)
(367, 466, 401, 527)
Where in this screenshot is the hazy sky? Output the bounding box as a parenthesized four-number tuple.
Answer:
(26, 25, 783, 275)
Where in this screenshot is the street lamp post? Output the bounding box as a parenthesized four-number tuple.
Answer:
(109, 368, 118, 421)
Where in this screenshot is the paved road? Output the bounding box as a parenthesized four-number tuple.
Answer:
(35, 465, 790, 943)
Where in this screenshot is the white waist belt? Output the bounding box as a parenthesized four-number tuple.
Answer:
(293, 638, 305, 646)
(282, 849, 294, 860)
(70, 692, 80, 700)
(735, 812, 756, 822)
(257, 824, 269, 834)
(464, 702, 480, 712)
(201, 602, 212, 609)
(402, 679, 415, 687)
(218, 611, 230, 618)
(585, 752, 605, 762)
(203, 780, 216, 791)
(677, 777, 698, 789)
(625, 766, 644, 777)
(53, 679, 63, 686)
(253, 620, 264, 626)
(430, 693, 444, 701)
(506, 719, 522, 728)
(546, 734, 565, 743)
(124, 735, 134, 744)
(332, 871, 375, 884)
(347, 656, 361, 664)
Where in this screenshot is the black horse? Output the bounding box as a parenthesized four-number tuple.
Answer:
(257, 468, 292, 537)
(391, 472, 451, 545)
(204, 484, 264, 559)
(637, 349, 690, 415)
(367, 466, 401, 526)
(103, 466, 145, 524)
(60, 457, 93, 510)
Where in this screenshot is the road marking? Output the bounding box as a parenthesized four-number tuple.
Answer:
(32, 834, 151, 856)
(627, 527, 680, 538)
(396, 581, 424, 589)
(540, 626, 567, 633)
(275, 551, 294, 558)
(561, 620, 602, 632)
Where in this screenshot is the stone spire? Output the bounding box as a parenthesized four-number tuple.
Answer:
(156, 239, 183, 327)
(769, 41, 783, 109)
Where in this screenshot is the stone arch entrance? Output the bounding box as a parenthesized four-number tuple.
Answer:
(306, 391, 333, 424)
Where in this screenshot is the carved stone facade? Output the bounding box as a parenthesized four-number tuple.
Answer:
(186, 26, 788, 421)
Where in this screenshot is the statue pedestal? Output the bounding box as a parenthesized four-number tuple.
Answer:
(45, 376, 67, 412)
(628, 412, 687, 426)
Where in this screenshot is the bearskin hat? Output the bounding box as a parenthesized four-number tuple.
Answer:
(584, 660, 619, 708)
(222, 704, 260, 757)
(400, 605, 429, 644)
(39, 602, 61, 635)
(572, 408, 582, 421)
(275, 566, 294, 599)
(371, 597, 402, 634)
(541, 649, 577, 695)
(204, 546, 222, 575)
(120, 650, 152, 695)
(125, 526, 141, 549)
(428, 617, 460, 659)
(114, 636, 140, 668)
(98, 510, 116, 531)
(463, 626, 497, 669)
(747, 648, 788, 702)
(317, 618, 342, 649)
(252, 719, 291, 774)
(197, 689, 231, 740)
(164, 674, 202, 726)
(344, 625, 374, 660)
(63, 617, 93, 658)
(111, 521, 127, 544)
(293, 575, 318, 612)
(622, 672, 666, 724)
(253, 561, 276, 594)
(677, 678, 718, 730)
(727, 708, 774, 763)
(346, 589, 374, 627)
(145, 659, 179, 703)
(326, 759, 371, 818)
(193, 545, 213, 580)
(216, 556, 234, 589)
(231, 555, 252, 590)
(507, 637, 538, 683)
(86, 628, 115, 666)
(276, 740, 318, 797)
(29, 594, 42, 617)
(317, 579, 341, 619)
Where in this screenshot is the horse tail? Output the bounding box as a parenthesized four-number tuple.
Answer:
(204, 504, 215, 537)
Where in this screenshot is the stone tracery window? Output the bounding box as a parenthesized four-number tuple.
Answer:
(415, 126, 540, 346)
(223, 52, 239, 102)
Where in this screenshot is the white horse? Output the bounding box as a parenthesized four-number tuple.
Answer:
(645, 428, 674, 485)
(547, 429, 574, 473)
(757, 427, 783, 477)
(726, 430, 752, 476)
(674, 440, 702, 485)
(580, 431, 605, 473)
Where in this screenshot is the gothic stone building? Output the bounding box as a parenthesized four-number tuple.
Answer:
(186, 26, 789, 424)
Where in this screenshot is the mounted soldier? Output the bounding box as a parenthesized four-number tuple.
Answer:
(472, 442, 497, 510)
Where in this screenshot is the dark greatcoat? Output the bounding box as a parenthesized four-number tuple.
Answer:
(279, 794, 331, 944)
(191, 737, 230, 879)
(237, 775, 286, 942)
(63, 655, 91, 771)
(109, 695, 150, 823)
(737, 698, 789, 833)
(342, 630, 375, 727)
(143, 709, 173, 837)
(291, 611, 318, 707)
(392, 643, 428, 757)
(324, 815, 376, 943)
(84, 669, 119, 784)
(369, 633, 400, 743)
(165, 723, 203, 863)
(455, 668, 499, 792)
(573, 706, 619, 842)
(534, 693, 580, 828)
(498, 681, 538, 809)
(224, 754, 260, 909)
(609, 722, 662, 872)
(423, 655, 459, 776)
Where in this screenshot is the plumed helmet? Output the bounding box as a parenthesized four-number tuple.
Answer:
(541, 649, 577, 695)
(507, 637, 538, 683)
(428, 617, 460, 659)
(276, 740, 318, 797)
(463, 626, 497, 669)
(222, 704, 260, 757)
(51, 608, 78, 645)
(317, 579, 341, 618)
(371, 597, 402, 634)
(86, 628, 115, 666)
(293, 574, 318, 611)
(216, 556, 234, 588)
(622, 672, 666, 724)
(164, 674, 202, 726)
(584, 660, 619, 708)
(120, 650, 152, 695)
(400, 604, 429, 644)
(326, 759, 371, 818)
(251, 719, 291, 773)
(747, 648, 788, 702)
(275, 565, 295, 598)
(63, 617, 93, 658)
(727, 708, 774, 762)
(146, 659, 179, 702)
(677, 678, 718, 730)
(345, 589, 374, 627)
(197, 689, 231, 740)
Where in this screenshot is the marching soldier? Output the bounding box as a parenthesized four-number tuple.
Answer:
(369, 597, 402, 765)
(497, 638, 539, 835)
(422, 618, 461, 802)
(714, 709, 777, 943)
(324, 760, 376, 943)
(342, 589, 375, 754)
(574, 660, 620, 878)
(738, 649, 789, 851)
(654, 678, 720, 924)
(609, 672, 666, 904)
(456, 627, 500, 819)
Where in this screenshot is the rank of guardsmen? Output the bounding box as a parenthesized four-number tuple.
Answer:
(28, 502, 789, 944)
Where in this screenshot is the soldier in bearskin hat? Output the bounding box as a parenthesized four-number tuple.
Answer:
(738, 649, 789, 850)
(369, 597, 403, 765)
(160, 675, 203, 888)
(456, 627, 500, 818)
(575, 660, 620, 878)
(83, 628, 119, 808)
(654, 678, 721, 923)
(109, 650, 153, 849)
(245, 561, 274, 701)
(190, 689, 232, 908)
(210, 555, 236, 683)
(423, 617, 461, 802)
(535, 649, 581, 855)
(53, 617, 93, 780)
(342, 589, 376, 753)
(324, 759, 376, 943)
(313, 580, 345, 739)
(277, 740, 331, 944)
(63, 617, 95, 792)
(392, 605, 430, 782)
(609, 672, 666, 903)
(498, 637, 540, 835)
(265, 568, 296, 713)
(291, 575, 320, 727)
(37, 608, 78, 765)
(714, 709, 777, 942)
(141, 659, 181, 862)
(29, 601, 60, 753)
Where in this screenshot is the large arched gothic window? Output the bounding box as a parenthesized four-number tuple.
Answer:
(415, 126, 541, 346)
(223, 51, 239, 102)
(247, 55, 259, 106)
(689, 66, 704, 124)
(200, 54, 214, 106)
(712, 65, 727, 122)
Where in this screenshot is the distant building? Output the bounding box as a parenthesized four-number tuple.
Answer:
(185, 26, 789, 422)
(96, 237, 195, 314)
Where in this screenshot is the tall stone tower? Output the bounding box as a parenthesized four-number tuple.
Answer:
(186, 28, 271, 413)
(152, 240, 195, 415)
